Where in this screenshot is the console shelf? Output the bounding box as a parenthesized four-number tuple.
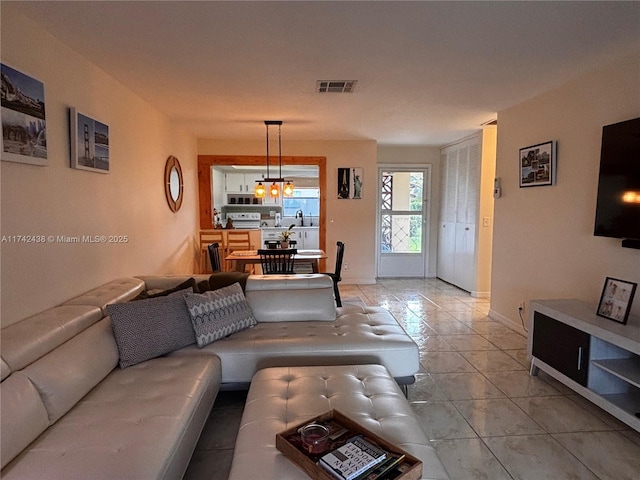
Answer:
(529, 299, 640, 432)
(591, 358, 640, 389)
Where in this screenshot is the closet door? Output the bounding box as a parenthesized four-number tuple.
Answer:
(437, 149, 458, 284)
(455, 142, 479, 291)
(438, 136, 480, 292)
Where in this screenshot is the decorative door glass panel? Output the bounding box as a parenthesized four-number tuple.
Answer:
(380, 171, 424, 254)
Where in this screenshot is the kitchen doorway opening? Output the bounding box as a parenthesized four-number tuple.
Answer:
(197, 155, 327, 268)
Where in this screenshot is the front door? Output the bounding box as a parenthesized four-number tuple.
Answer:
(377, 167, 429, 277)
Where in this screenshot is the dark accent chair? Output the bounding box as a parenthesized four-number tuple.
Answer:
(208, 243, 222, 273)
(321, 241, 345, 307)
(258, 248, 297, 274)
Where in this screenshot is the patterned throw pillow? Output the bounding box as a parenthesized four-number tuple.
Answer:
(107, 288, 196, 368)
(184, 282, 257, 347)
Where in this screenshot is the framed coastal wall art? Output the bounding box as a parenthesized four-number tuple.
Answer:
(70, 107, 110, 173)
(1, 63, 48, 166)
(519, 140, 556, 187)
(337, 167, 363, 199)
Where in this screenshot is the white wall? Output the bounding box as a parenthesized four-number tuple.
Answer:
(377, 146, 442, 277)
(490, 52, 640, 331)
(198, 139, 378, 283)
(1, 9, 199, 326)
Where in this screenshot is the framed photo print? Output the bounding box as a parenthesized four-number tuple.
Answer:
(597, 277, 637, 324)
(337, 167, 363, 199)
(70, 107, 110, 173)
(519, 140, 556, 187)
(1, 63, 48, 166)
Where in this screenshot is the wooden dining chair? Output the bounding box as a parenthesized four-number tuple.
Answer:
(226, 230, 253, 272)
(207, 243, 222, 273)
(258, 249, 297, 274)
(199, 230, 225, 273)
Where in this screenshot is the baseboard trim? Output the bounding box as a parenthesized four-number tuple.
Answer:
(470, 290, 491, 299)
(341, 278, 376, 285)
(488, 308, 528, 336)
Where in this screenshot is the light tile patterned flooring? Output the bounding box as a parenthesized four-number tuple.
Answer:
(185, 278, 640, 480)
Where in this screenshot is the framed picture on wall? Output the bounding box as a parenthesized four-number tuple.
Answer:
(70, 107, 110, 173)
(519, 140, 556, 187)
(1, 63, 48, 166)
(337, 167, 363, 199)
(597, 277, 637, 324)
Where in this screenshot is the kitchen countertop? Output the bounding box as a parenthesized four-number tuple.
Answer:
(261, 226, 318, 230)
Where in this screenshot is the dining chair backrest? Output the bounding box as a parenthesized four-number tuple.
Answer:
(208, 243, 222, 273)
(199, 230, 225, 273)
(226, 230, 252, 252)
(258, 249, 297, 274)
(226, 230, 254, 273)
(200, 230, 224, 248)
(334, 241, 345, 279)
(321, 241, 345, 307)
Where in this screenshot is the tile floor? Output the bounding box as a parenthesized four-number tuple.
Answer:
(184, 278, 640, 480)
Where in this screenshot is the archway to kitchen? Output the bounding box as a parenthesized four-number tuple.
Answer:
(197, 155, 327, 267)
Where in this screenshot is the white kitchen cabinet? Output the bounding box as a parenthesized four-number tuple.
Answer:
(226, 173, 266, 193)
(295, 228, 319, 249)
(261, 189, 281, 205)
(261, 227, 319, 249)
(224, 172, 284, 205)
(225, 173, 248, 193)
(261, 228, 286, 245)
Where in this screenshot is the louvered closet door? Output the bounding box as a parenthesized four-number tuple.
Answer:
(438, 136, 480, 292)
(437, 150, 457, 284)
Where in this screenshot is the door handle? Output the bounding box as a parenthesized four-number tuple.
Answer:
(577, 347, 584, 370)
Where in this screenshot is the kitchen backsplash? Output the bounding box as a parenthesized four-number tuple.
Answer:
(221, 205, 281, 216)
(218, 206, 319, 228)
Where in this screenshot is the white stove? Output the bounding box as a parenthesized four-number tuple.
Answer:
(226, 212, 261, 229)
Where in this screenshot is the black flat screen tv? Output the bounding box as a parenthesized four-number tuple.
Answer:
(593, 117, 640, 248)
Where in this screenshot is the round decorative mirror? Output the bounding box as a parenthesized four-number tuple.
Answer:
(164, 155, 183, 212)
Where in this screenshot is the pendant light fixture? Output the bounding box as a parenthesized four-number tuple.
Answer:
(254, 120, 294, 198)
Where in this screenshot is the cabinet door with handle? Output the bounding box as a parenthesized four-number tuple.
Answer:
(303, 229, 319, 249)
(225, 173, 246, 192)
(532, 312, 590, 386)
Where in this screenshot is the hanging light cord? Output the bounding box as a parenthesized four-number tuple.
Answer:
(265, 122, 271, 179)
(278, 122, 282, 180)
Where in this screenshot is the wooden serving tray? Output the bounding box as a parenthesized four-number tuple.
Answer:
(275, 409, 423, 480)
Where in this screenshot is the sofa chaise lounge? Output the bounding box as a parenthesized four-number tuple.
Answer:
(1, 273, 442, 479)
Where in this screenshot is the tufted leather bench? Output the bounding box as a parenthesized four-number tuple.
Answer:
(228, 364, 450, 480)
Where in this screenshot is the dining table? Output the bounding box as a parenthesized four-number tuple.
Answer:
(225, 249, 327, 273)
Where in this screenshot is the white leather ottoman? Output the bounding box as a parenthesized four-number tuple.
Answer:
(228, 364, 449, 480)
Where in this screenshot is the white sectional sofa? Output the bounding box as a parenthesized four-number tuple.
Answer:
(0, 273, 424, 479)
(169, 275, 420, 387)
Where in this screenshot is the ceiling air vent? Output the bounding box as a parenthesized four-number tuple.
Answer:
(317, 80, 357, 93)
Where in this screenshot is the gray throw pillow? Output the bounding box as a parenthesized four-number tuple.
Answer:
(107, 288, 196, 368)
(184, 282, 257, 347)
